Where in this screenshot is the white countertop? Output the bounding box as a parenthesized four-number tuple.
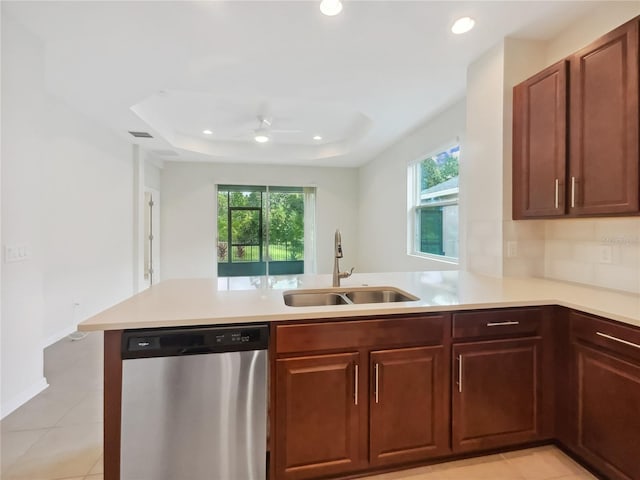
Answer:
(78, 271, 640, 331)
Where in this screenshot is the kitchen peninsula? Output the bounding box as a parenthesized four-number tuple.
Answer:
(80, 271, 640, 480)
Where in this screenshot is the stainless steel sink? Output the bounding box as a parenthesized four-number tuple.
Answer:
(283, 286, 419, 307)
(345, 289, 417, 304)
(282, 291, 351, 307)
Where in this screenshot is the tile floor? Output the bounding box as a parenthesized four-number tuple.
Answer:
(0, 332, 597, 480)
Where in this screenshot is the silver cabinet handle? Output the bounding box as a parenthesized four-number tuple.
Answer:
(487, 321, 520, 327)
(555, 178, 559, 209)
(374, 363, 380, 404)
(596, 332, 640, 350)
(354, 364, 359, 406)
(458, 355, 463, 393)
(571, 176, 576, 208)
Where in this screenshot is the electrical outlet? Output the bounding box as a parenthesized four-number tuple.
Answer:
(598, 245, 613, 264)
(507, 241, 518, 258)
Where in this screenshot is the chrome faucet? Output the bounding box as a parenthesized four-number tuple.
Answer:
(333, 229, 354, 287)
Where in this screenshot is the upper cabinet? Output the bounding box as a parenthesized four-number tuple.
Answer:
(513, 17, 639, 219)
(513, 60, 568, 218)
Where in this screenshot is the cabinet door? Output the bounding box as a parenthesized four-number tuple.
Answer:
(274, 352, 363, 480)
(569, 19, 639, 215)
(513, 60, 568, 219)
(574, 343, 640, 480)
(452, 338, 542, 452)
(369, 346, 449, 467)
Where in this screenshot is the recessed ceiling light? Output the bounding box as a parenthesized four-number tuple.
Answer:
(203, 129, 213, 135)
(451, 16, 475, 35)
(254, 134, 270, 143)
(320, 0, 342, 16)
(313, 135, 323, 140)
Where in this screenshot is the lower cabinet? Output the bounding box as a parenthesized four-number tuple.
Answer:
(452, 338, 542, 452)
(274, 352, 363, 480)
(369, 346, 448, 467)
(569, 311, 640, 480)
(273, 315, 449, 480)
(272, 309, 640, 480)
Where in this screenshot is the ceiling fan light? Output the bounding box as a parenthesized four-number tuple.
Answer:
(451, 16, 475, 34)
(320, 0, 342, 16)
(254, 133, 270, 143)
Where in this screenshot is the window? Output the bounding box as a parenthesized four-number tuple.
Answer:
(409, 144, 459, 261)
(217, 185, 316, 277)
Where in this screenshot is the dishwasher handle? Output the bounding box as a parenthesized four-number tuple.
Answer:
(179, 346, 216, 355)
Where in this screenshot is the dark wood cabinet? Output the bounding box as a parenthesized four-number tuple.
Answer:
(274, 352, 363, 480)
(572, 343, 640, 480)
(452, 338, 542, 452)
(569, 19, 639, 215)
(566, 310, 640, 480)
(273, 315, 449, 480)
(268, 308, 640, 480)
(513, 16, 639, 219)
(369, 346, 449, 467)
(513, 60, 567, 219)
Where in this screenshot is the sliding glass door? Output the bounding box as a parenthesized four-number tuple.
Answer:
(217, 185, 312, 277)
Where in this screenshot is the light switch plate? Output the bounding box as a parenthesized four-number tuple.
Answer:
(4, 245, 30, 263)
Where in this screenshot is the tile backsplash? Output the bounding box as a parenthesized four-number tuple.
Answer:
(543, 218, 640, 294)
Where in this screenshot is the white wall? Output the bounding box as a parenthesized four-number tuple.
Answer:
(144, 158, 162, 191)
(502, 39, 547, 278)
(356, 100, 465, 273)
(41, 94, 135, 344)
(1, 12, 136, 417)
(161, 162, 359, 279)
(462, 43, 506, 277)
(1, 13, 48, 417)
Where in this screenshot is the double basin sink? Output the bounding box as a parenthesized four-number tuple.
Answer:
(283, 286, 419, 307)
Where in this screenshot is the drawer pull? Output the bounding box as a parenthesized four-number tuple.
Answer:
(458, 355, 463, 393)
(486, 321, 520, 327)
(374, 363, 380, 404)
(354, 364, 359, 406)
(596, 332, 640, 350)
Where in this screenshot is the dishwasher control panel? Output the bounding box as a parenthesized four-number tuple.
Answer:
(122, 324, 269, 359)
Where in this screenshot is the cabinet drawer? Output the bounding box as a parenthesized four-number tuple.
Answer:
(452, 308, 543, 340)
(570, 310, 640, 363)
(276, 314, 447, 354)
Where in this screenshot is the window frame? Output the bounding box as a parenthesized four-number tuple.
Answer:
(407, 142, 460, 264)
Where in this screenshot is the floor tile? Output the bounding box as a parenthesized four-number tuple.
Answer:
(437, 458, 524, 479)
(56, 392, 103, 427)
(503, 446, 588, 479)
(2, 424, 102, 480)
(87, 454, 103, 475)
(0, 428, 50, 473)
(1, 388, 87, 432)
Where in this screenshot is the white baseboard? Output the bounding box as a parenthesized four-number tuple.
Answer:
(1, 377, 49, 419)
(43, 324, 77, 348)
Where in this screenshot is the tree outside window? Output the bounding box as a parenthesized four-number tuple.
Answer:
(410, 145, 460, 261)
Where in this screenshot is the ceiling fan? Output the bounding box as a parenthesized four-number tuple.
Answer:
(253, 115, 301, 143)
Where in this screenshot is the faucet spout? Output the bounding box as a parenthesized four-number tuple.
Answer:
(333, 229, 353, 287)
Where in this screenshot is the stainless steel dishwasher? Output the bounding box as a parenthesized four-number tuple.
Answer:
(120, 324, 269, 480)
